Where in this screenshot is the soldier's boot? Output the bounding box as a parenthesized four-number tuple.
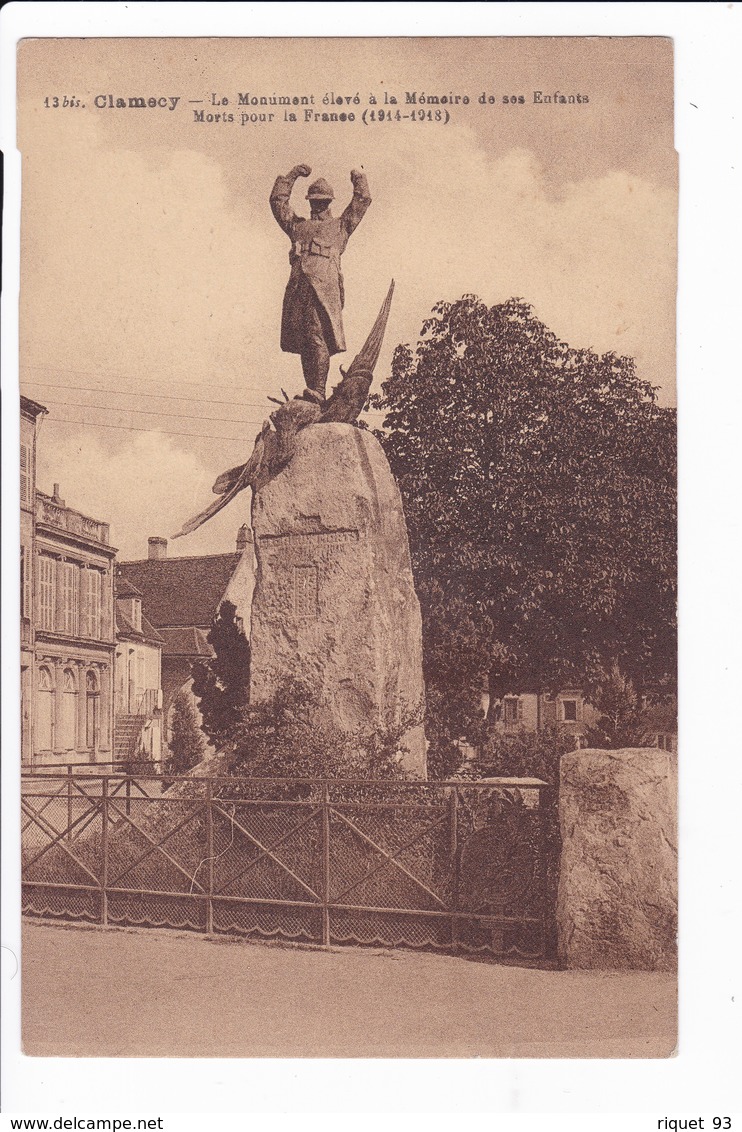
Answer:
(301, 343, 331, 402)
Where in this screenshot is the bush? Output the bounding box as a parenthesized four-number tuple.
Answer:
(463, 725, 574, 786)
(167, 689, 206, 776)
(226, 679, 415, 792)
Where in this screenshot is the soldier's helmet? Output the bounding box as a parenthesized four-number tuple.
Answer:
(306, 177, 335, 201)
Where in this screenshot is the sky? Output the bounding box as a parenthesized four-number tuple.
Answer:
(16, 37, 676, 559)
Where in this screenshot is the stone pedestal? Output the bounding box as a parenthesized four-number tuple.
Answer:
(249, 423, 427, 777)
(557, 747, 677, 970)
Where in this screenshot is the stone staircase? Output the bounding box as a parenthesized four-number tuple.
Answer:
(114, 714, 144, 762)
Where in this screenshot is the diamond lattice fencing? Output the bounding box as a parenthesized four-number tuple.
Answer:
(21, 772, 559, 961)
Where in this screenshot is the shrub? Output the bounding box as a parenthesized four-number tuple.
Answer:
(167, 689, 206, 776)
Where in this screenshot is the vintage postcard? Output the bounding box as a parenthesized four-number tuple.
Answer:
(13, 31, 680, 1070)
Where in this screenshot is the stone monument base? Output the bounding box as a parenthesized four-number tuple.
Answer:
(249, 422, 427, 778)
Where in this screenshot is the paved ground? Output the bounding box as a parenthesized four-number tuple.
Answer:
(22, 919, 677, 1058)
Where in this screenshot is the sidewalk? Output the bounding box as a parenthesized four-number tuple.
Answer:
(22, 919, 676, 1058)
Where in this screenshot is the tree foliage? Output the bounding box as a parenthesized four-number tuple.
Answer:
(370, 296, 676, 754)
(167, 688, 206, 775)
(191, 600, 251, 749)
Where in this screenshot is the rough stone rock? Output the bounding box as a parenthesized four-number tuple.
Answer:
(249, 423, 427, 777)
(557, 747, 677, 971)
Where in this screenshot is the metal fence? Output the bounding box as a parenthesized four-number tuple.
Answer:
(21, 772, 559, 961)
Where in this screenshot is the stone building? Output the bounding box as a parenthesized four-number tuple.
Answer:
(483, 686, 676, 752)
(20, 395, 47, 764)
(114, 575, 164, 764)
(489, 688, 598, 745)
(118, 527, 255, 735)
(32, 482, 117, 766)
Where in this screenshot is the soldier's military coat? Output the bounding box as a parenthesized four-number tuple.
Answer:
(270, 173, 371, 356)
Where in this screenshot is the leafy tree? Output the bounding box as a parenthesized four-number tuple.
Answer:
(370, 296, 676, 757)
(191, 600, 251, 749)
(167, 688, 206, 775)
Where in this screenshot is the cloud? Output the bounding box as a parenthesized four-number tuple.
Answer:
(22, 110, 676, 558)
(336, 141, 677, 401)
(36, 423, 250, 561)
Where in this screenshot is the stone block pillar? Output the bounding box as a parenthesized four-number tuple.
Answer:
(557, 747, 677, 970)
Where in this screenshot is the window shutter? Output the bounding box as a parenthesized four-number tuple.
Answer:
(100, 571, 112, 641)
(84, 571, 89, 637)
(23, 549, 31, 619)
(62, 562, 79, 635)
(81, 569, 90, 637)
(37, 555, 56, 631)
(20, 444, 30, 504)
(92, 570, 102, 638)
(516, 698, 524, 722)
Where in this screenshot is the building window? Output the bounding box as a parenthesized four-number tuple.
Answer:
(85, 670, 99, 750)
(503, 696, 522, 724)
(561, 699, 578, 722)
(38, 555, 56, 631)
(82, 569, 102, 639)
(37, 666, 54, 751)
(20, 443, 31, 505)
(60, 667, 77, 751)
(61, 562, 79, 635)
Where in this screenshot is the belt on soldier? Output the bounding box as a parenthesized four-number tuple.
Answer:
(295, 240, 333, 258)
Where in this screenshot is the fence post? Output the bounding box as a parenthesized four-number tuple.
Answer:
(450, 786, 459, 950)
(125, 774, 132, 818)
(67, 765, 73, 842)
(101, 776, 109, 927)
(205, 782, 214, 935)
(321, 780, 330, 948)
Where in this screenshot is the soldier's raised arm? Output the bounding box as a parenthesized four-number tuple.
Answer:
(269, 164, 312, 236)
(342, 169, 372, 236)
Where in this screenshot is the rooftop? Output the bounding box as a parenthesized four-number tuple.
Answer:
(157, 626, 214, 657)
(115, 606, 164, 645)
(118, 553, 242, 629)
(21, 394, 48, 419)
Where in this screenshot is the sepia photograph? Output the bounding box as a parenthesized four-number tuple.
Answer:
(3, 3, 739, 1118)
(12, 33, 680, 1062)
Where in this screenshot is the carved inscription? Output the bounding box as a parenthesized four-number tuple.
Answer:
(260, 528, 360, 549)
(257, 529, 362, 618)
(293, 565, 318, 617)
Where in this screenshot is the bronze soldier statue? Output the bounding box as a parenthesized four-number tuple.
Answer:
(270, 163, 372, 401)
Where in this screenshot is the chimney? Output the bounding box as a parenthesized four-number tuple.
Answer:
(148, 536, 167, 560)
(236, 524, 253, 553)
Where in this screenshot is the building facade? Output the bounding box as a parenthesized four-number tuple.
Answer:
(32, 483, 117, 766)
(119, 527, 255, 739)
(484, 687, 599, 748)
(114, 576, 164, 763)
(20, 396, 47, 764)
